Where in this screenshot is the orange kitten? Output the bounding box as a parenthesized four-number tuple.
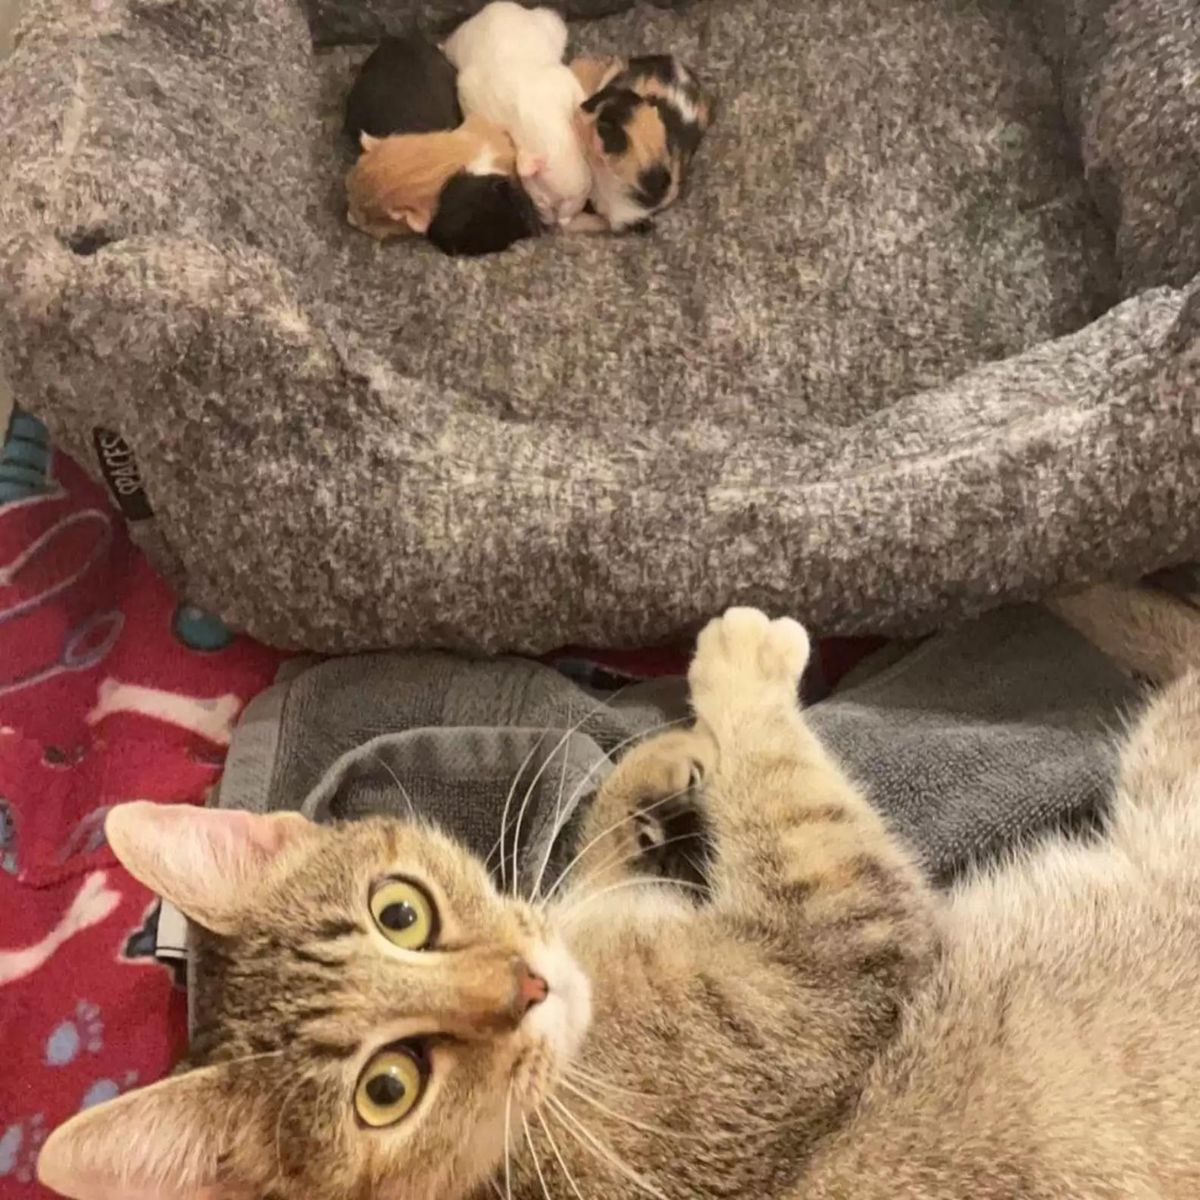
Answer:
(345, 113, 517, 239)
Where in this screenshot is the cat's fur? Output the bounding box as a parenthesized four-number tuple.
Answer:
(345, 114, 517, 239)
(343, 34, 462, 144)
(443, 2, 589, 228)
(38, 596, 1200, 1200)
(569, 55, 712, 234)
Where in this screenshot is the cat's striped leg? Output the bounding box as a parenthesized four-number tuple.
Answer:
(687, 609, 935, 969)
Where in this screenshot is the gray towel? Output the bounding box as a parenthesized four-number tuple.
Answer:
(809, 607, 1136, 883)
(218, 651, 691, 892)
(215, 606, 1136, 884)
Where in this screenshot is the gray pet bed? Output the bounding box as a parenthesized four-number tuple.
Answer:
(0, 0, 1198, 652)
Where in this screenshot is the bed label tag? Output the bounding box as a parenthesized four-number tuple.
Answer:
(156, 899, 188, 962)
(92, 427, 154, 521)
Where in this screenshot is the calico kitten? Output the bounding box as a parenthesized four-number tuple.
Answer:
(343, 33, 462, 144)
(38, 598, 1200, 1200)
(571, 54, 713, 234)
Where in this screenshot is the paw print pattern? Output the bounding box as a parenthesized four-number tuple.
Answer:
(45, 1000, 104, 1066)
(0, 797, 16, 876)
(80, 1070, 139, 1110)
(0, 1114, 46, 1184)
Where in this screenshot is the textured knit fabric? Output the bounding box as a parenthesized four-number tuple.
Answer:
(0, 0, 1198, 653)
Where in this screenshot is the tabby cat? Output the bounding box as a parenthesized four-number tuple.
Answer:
(38, 599, 1200, 1200)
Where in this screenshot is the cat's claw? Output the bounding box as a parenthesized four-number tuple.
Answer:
(688, 607, 810, 731)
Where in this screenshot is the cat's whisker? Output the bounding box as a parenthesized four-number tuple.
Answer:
(542, 724, 572, 892)
(504, 1083, 515, 1200)
(536, 1105, 588, 1200)
(511, 722, 587, 900)
(368, 747, 417, 820)
(534, 717, 692, 904)
(546, 1096, 668, 1200)
(511, 690, 637, 900)
(522, 1109, 554, 1200)
(556, 876, 708, 928)
(494, 732, 551, 894)
(556, 827, 710, 905)
(563, 1063, 660, 1100)
(527, 691, 661, 901)
(558, 1076, 707, 1142)
(540, 779, 696, 907)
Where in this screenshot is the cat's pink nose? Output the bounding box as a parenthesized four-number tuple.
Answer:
(514, 959, 549, 1018)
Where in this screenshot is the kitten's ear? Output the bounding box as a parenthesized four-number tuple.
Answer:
(359, 131, 380, 152)
(105, 802, 316, 933)
(517, 152, 547, 179)
(388, 205, 431, 234)
(38, 1068, 237, 1200)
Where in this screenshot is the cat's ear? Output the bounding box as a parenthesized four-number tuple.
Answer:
(105, 802, 316, 933)
(359, 131, 380, 152)
(38, 1068, 239, 1200)
(388, 205, 431, 234)
(517, 152, 547, 179)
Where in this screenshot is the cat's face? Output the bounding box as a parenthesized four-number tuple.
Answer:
(37, 805, 591, 1200)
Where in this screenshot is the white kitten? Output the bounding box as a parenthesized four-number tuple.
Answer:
(444, 1, 591, 227)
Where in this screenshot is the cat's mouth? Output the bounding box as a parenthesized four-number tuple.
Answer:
(521, 937, 592, 1068)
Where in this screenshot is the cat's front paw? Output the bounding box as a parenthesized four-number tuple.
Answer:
(688, 607, 810, 733)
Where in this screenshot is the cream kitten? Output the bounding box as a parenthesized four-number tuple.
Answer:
(38, 597, 1200, 1200)
(443, 2, 590, 227)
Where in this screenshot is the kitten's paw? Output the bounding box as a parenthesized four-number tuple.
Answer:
(689, 608, 810, 730)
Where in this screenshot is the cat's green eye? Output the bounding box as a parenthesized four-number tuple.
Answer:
(370, 878, 437, 950)
(355, 1046, 425, 1127)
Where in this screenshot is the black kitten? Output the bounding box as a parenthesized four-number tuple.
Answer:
(344, 33, 462, 145)
(426, 171, 543, 257)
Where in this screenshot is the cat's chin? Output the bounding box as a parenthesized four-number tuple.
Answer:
(524, 936, 592, 1067)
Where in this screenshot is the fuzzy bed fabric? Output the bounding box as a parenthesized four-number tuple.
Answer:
(0, 0, 1198, 653)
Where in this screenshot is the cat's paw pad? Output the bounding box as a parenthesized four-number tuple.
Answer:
(690, 607, 810, 697)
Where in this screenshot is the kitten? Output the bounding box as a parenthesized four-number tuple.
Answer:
(344, 33, 462, 144)
(344, 114, 524, 243)
(443, 2, 590, 228)
(570, 54, 713, 234)
(38, 598, 1200, 1200)
(426, 171, 542, 258)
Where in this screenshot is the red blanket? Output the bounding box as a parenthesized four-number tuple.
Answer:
(0, 418, 284, 1195)
(0, 413, 881, 1198)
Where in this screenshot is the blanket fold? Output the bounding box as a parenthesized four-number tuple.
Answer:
(1, 0, 1197, 653)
